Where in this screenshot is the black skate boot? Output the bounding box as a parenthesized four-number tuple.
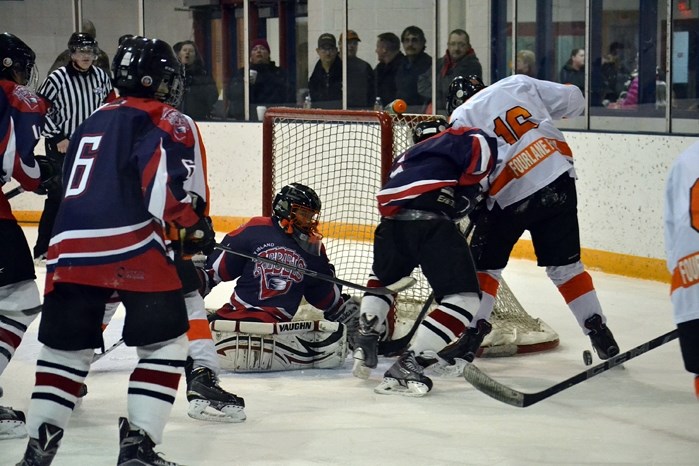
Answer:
(374, 350, 433, 397)
(352, 314, 381, 379)
(186, 366, 246, 423)
(1, 405, 27, 440)
(16, 422, 63, 466)
(585, 314, 619, 360)
(438, 319, 493, 365)
(117, 417, 179, 466)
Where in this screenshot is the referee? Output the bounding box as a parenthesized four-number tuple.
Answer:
(34, 32, 112, 262)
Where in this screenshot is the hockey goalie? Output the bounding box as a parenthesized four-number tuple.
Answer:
(201, 183, 360, 372)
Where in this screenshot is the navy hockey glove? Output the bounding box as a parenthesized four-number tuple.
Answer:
(325, 294, 360, 347)
(169, 216, 216, 256)
(33, 156, 62, 195)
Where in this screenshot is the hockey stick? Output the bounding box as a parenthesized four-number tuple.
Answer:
(214, 243, 416, 295)
(463, 329, 679, 407)
(92, 338, 125, 363)
(379, 292, 434, 356)
(4, 186, 25, 199)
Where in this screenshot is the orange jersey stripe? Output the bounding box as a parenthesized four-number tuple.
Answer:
(477, 272, 500, 297)
(187, 318, 213, 341)
(557, 271, 594, 304)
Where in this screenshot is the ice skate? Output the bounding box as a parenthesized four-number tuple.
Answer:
(585, 314, 619, 360)
(0, 405, 27, 439)
(117, 417, 179, 466)
(438, 319, 493, 365)
(352, 314, 380, 380)
(374, 350, 433, 397)
(16, 422, 63, 466)
(186, 366, 246, 423)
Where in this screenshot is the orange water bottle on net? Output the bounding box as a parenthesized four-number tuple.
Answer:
(384, 98, 407, 115)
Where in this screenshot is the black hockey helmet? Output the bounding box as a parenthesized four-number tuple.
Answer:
(68, 32, 99, 56)
(112, 36, 184, 107)
(272, 183, 323, 255)
(0, 32, 38, 88)
(446, 75, 486, 115)
(412, 117, 448, 144)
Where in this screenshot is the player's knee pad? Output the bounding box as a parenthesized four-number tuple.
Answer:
(210, 319, 348, 372)
(545, 261, 585, 287)
(0, 279, 41, 312)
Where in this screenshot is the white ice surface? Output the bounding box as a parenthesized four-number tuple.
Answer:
(1, 227, 698, 466)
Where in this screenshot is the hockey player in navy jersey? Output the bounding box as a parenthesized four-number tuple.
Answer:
(0, 32, 50, 440)
(443, 74, 619, 366)
(351, 118, 498, 397)
(203, 183, 359, 370)
(17, 36, 211, 466)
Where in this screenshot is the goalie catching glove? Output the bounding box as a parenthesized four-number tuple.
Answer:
(167, 216, 216, 256)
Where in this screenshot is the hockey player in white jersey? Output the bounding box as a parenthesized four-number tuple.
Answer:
(442, 74, 619, 364)
(664, 141, 699, 397)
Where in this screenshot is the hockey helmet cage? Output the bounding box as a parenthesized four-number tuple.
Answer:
(68, 32, 99, 57)
(0, 32, 38, 89)
(446, 75, 486, 115)
(272, 183, 323, 255)
(412, 118, 448, 144)
(112, 36, 184, 107)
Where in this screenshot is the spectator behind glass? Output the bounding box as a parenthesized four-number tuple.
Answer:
(560, 48, 585, 94)
(48, 19, 111, 77)
(174, 40, 219, 120)
(515, 50, 537, 77)
(600, 41, 631, 103)
(396, 26, 431, 112)
(418, 28, 482, 115)
(226, 38, 291, 120)
(308, 33, 342, 109)
(374, 32, 404, 104)
(339, 30, 374, 109)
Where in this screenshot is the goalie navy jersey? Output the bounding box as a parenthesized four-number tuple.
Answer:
(207, 217, 341, 323)
(0, 80, 46, 220)
(45, 96, 201, 293)
(377, 126, 496, 217)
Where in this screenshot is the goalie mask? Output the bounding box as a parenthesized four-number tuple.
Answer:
(412, 118, 448, 144)
(112, 36, 184, 107)
(446, 75, 485, 115)
(273, 183, 323, 256)
(0, 32, 39, 89)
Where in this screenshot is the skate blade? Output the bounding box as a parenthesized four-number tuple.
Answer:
(352, 350, 372, 380)
(373, 377, 430, 397)
(187, 399, 246, 423)
(0, 420, 28, 439)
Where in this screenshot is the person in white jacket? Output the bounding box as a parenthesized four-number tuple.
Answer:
(664, 141, 699, 398)
(440, 74, 620, 365)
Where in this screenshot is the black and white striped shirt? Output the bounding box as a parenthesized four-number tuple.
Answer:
(38, 64, 112, 139)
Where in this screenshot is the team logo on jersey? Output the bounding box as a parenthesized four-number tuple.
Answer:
(254, 246, 305, 300)
(12, 85, 40, 110)
(162, 107, 190, 142)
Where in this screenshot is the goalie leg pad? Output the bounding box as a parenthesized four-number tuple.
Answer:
(211, 320, 347, 372)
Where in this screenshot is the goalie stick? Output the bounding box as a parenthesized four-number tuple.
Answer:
(463, 329, 678, 407)
(214, 243, 416, 295)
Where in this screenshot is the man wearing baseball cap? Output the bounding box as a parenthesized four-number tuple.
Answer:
(309, 33, 342, 108)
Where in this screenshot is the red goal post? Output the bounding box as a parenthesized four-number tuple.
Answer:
(261, 107, 559, 355)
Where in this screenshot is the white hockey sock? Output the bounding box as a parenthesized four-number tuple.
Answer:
(27, 346, 93, 438)
(411, 292, 479, 355)
(128, 335, 188, 444)
(0, 307, 40, 374)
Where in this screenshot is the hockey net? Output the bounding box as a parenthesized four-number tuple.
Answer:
(261, 108, 559, 355)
